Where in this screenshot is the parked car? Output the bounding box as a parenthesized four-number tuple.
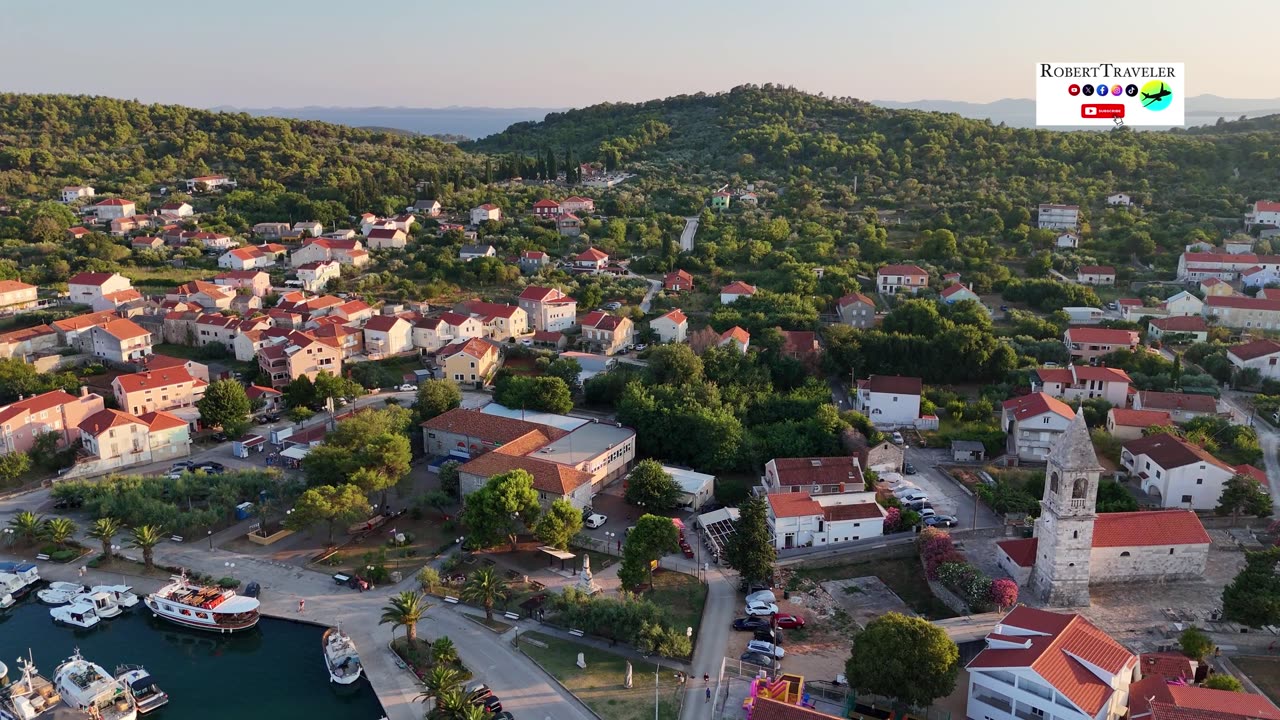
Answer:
(52, 496, 82, 510)
(466, 683, 491, 702)
(918, 507, 936, 518)
(263, 413, 281, 423)
(732, 617, 770, 631)
(891, 485, 921, 498)
(739, 651, 775, 669)
(924, 515, 959, 528)
(634, 344, 648, 352)
(891, 431, 904, 445)
(171, 461, 195, 472)
(211, 432, 228, 442)
(584, 513, 608, 529)
(744, 601, 779, 617)
(903, 462, 917, 475)
(604, 301, 622, 310)
(746, 640, 785, 658)
(898, 490, 928, 504)
(745, 590, 776, 605)
(481, 697, 503, 714)
(753, 628, 779, 643)
(398, 384, 417, 392)
(775, 614, 806, 629)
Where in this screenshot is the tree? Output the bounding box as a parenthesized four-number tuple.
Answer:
(196, 379, 253, 437)
(6, 510, 43, 545)
(645, 345, 704, 386)
(285, 484, 371, 544)
(1216, 474, 1272, 525)
(1178, 626, 1214, 661)
(618, 513, 679, 589)
(283, 375, 318, 409)
(534, 498, 583, 550)
(438, 460, 461, 498)
(128, 524, 165, 571)
(418, 665, 464, 709)
(431, 636, 458, 665)
(624, 460, 682, 512)
(461, 565, 510, 621)
(493, 374, 573, 414)
(42, 517, 77, 548)
(0, 451, 30, 483)
(87, 517, 121, 564)
(460, 470, 541, 550)
(989, 578, 1019, 611)
(1203, 674, 1244, 692)
(724, 497, 776, 585)
(350, 467, 395, 508)
(380, 590, 428, 641)
(846, 612, 959, 709)
(415, 379, 462, 422)
(1223, 547, 1280, 627)
(313, 370, 363, 405)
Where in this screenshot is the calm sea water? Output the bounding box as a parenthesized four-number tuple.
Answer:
(0, 598, 384, 720)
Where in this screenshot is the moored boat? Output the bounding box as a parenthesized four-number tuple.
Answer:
(72, 590, 122, 619)
(50, 599, 101, 629)
(1, 653, 62, 720)
(90, 585, 139, 609)
(0, 590, 14, 610)
(114, 666, 168, 715)
(52, 650, 136, 720)
(322, 626, 364, 685)
(0, 563, 40, 598)
(143, 572, 259, 634)
(36, 581, 85, 606)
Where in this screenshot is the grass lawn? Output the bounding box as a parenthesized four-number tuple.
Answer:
(644, 570, 707, 640)
(518, 632, 683, 720)
(313, 511, 453, 577)
(1232, 656, 1280, 704)
(464, 614, 513, 633)
(795, 556, 957, 620)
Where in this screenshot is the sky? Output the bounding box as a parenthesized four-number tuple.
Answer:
(2, 0, 1275, 109)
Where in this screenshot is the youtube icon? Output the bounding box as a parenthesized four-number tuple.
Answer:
(1081, 103, 1124, 119)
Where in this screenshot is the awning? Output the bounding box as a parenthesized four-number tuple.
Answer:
(537, 546, 576, 561)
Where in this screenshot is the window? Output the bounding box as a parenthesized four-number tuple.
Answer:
(1072, 530, 1078, 539)
(1071, 478, 1088, 499)
(1196, 478, 1203, 485)
(1169, 548, 1175, 555)
(1181, 495, 1193, 503)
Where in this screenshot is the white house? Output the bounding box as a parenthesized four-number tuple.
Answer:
(1055, 232, 1079, 249)
(518, 286, 577, 333)
(92, 198, 136, 220)
(1242, 265, 1280, 289)
(1121, 433, 1236, 509)
(1037, 203, 1080, 230)
(762, 456, 864, 496)
(853, 375, 922, 428)
(470, 204, 502, 225)
(1034, 364, 1131, 406)
(1147, 316, 1208, 344)
(1076, 265, 1116, 285)
(412, 312, 485, 353)
(875, 264, 928, 295)
(1001, 392, 1075, 463)
(1161, 291, 1203, 317)
(185, 175, 235, 191)
(68, 272, 132, 309)
(459, 244, 497, 261)
(156, 201, 193, 218)
(88, 318, 153, 365)
(412, 199, 441, 217)
(366, 228, 408, 250)
(1106, 193, 1132, 206)
(362, 315, 414, 357)
(573, 247, 609, 272)
(295, 260, 342, 292)
(1246, 200, 1280, 229)
(719, 281, 757, 305)
(61, 185, 95, 203)
(1227, 338, 1280, 381)
(718, 326, 750, 354)
(766, 491, 885, 551)
(939, 283, 979, 304)
(650, 309, 688, 344)
(1132, 390, 1218, 422)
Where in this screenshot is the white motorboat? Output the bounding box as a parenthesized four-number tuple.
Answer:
(0, 562, 40, 598)
(50, 599, 101, 629)
(0, 591, 14, 610)
(1, 653, 62, 720)
(322, 626, 364, 685)
(37, 581, 85, 606)
(91, 585, 139, 609)
(114, 666, 168, 715)
(143, 572, 259, 634)
(53, 650, 137, 720)
(72, 590, 122, 619)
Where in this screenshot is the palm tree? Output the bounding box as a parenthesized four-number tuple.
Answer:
(460, 565, 509, 622)
(379, 590, 427, 642)
(7, 510, 43, 546)
(416, 664, 463, 709)
(87, 517, 121, 562)
(42, 517, 77, 548)
(430, 636, 457, 666)
(128, 525, 164, 571)
(428, 689, 473, 720)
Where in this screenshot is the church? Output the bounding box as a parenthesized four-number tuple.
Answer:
(994, 408, 1211, 607)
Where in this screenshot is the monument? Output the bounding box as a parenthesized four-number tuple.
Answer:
(577, 554, 602, 595)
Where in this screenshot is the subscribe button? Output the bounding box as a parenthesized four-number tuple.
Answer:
(1081, 103, 1125, 119)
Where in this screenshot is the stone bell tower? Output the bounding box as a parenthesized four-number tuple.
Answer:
(1028, 408, 1101, 607)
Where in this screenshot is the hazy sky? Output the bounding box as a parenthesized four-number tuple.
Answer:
(3, 0, 1273, 108)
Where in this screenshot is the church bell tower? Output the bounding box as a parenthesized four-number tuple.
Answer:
(1028, 408, 1101, 607)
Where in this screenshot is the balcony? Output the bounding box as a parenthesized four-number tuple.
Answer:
(972, 692, 1012, 714)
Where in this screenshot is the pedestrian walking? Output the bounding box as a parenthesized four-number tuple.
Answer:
(705, 687, 711, 703)
(703, 673, 709, 684)
(298, 599, 305, 613)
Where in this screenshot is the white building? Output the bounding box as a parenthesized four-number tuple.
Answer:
(1106, 193, 1132, 206)
(67, 272, 132, 309)
(295, 260, 342, 292)
(650, 309, 687, 344)
(61, 185, 95, 203)
(1001, 392, 1075, 463)
(762, 456, 864, 495)
(1055, 232, 1079, 249)
(1228, 338, 1280, 381)
(663, 466, 715, 512)
(1246, 200, 1280, 229)
(853, 375, 922, 429)
(939, 283, 979, 304)
(88, 318, 152, 365)
(518, 286, 577, 333)
(92, 198, 136, 220)
(766, 491, 885, 550)
(1131, 390, 1219, 422)
(719, 281, 757, 304)
(362, 315, 414, 357)
(470, 204, 502, 225)
(412, 312, 485, 353)
(1034, 364, 1131, 406)
(1147, 316, 1208, 344)
(185, 175, 235, 191)
(1037, 203, 1080, 230)
(1121, 432, 1236, 510)
(1161, 291, 1203, 317)
(875, 264, 928, 295)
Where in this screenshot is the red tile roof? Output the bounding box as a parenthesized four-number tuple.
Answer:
(532, 199, 561, 208)
(97, 318, 150, 341)
(1108, 408, 1173, 428)
(1131, 674, 1280, 720)
(113, 368, 200, 394)
(1078, 265, 1116, 275)
(0, 390, 84, 426)
(865, 375, 922, 396)
(1003, 392, 1074, 421)
(1150, 316, 1208, 332)
(519, 286, 563, 302)
(1206, 295, 1280, 311)
(769, 457, 863, 487)
(766, 492, 824, 519)
(1237, 464, 1267, 484)
(1137, 652, 1196, 683)
(421, 408, 565, 445)
(1137, 390, 1217, 414)
(363, 315, 407, 332)
(460, 450, 593, 496)
(876, 264, 928, 277)
(749, 697, 844, 720)
(822, 502, 883, 521)
(79, 408, 146, 436)
(52, 310, 120, 333)
(1123, 433, 1233, 473)
(1071, 365, 1132, 383)
(720, 281, 757, 295)
(1092, 510, 1210, 547)
(463, 300, 521, 319)
(531, 331, 564, 343)
(1229, 338, 1280, 361)
(996, 537, 1038, 567)
(575, 247, 609, 262)
(655, 309, 687, 325)
(939, 283, 974, 298)
(68, 272, 120, 287)
(1066, 327, 1140, 345)
(440, 337, 496, 361)
(94, 198, 134, 207)
(837, 292, 875, 308)
(719, 326, 750, 344)
(139, 410, 188, 432)
(1257, 201, 1280, 213)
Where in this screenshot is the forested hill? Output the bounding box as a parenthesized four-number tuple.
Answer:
(469, 84, 1280, 218)
(0, 94, 472, 210)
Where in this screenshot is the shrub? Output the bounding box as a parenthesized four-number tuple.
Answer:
(217, 577, 241, 589)
(417, 566, 441, 591)
(50, 548, 80, 563)
(989, 578, 1019, 610)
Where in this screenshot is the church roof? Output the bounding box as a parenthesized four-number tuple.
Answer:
(1046, 408, 1102, 473)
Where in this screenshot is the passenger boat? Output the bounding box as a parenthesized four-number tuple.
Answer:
(1, 653, 62, 720)
(143, 573, 259, 633)
(114, 666, 168, 715)
(90, 585, 139, 609)
(322, 626, 364, 685)
(37, 581, 85, 606)
(0, 563, 40, 598)
(72, 590, 123, 619)
(50, 599, 101, 629)
(52, 650, 137, 720)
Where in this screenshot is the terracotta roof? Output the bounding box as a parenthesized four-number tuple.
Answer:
(477, 203, 499, 211)
(139, 410, 188, 432)
(93, 198, 134, 207)
(1150, 316, 1208, 332)
(422, 408, 566, 445)
(97, 318, 150, 341)
(576, 247, 609, 262)
(215, 270, 267, 281)
(367, 228, 405, 240)
(1123, 433, 1233, 473)
(0, 324, 55, 344)
(655, 309, 687, 325)
(1003, 392, 1074, 421)
(822, 502, 883, 521)
(1066, 327, 1140, 345)
(437, 311, 475, 328)
(766, 492, 825, 519)
(748, 697, 844, 720)
(1092, 510, 1210, 547)
(1071, 365, 1132, 383)
(1078, 265, 1116, 275)
(996, 537, 1038, 567)
(770, 457, 863, 487)
(1118, 298, 1143, 306)
(1200, 278, 1225, 287)
(440, 337, 496, 362)
(52, 310, 120, 333)
(463, 300, 521, 319)
(876, 264, 928, 277)
(1137, 390, 1218, 414)
(68, 272, 121, 287)
(1137, 652, 1196, 683)
(0, 280, 35, 294)
(1206, 295, 1280, 311)
(1229, 338, 1280, 361)
(781, 330, 818, 355)
(531, 331, 564, 343)
(719, 326, 750, 344)
(519, 286, 563, 302)
(245, 385, 282, 399)
(79, 408, 146, 436)
(1108, 408, 1173, 428)
(664, 269, 693, 284)
(939, 283, 974, 298)
(864, 375, 922, 396)
(1257, 201, 1280, 213)
(532, 199, 561, 208)
(1236, 464, 1267, 485)
(460, 451, 593, 496)
(363, 315, 407, 332)
(0, 390, 84, 426)
(113, 368, 200, 393)
(522, 250, 547, 260)
(720, 281, 757, 295)
(1131, 674, 1280, 720)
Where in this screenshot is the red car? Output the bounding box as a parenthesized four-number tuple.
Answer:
(775, 614, 805, 629)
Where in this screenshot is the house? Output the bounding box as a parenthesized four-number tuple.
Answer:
(875, 264, 929, 295)
(663, 270, 694, 293)
(737, 191, 758, 206)
(329, 299, 374, 324)
(1036, 203, 1080, 229)
(86, 318, 151, 364)
(853, 375, 923, 428)
(561, 196, 595, 214)
(309, 320, 364, 359)
(461, 300, 529, 341)
(295, 260, 341, 293)
(366, 228, 408, 250)
(718, 326, 750, 353)
(1132, 390, 1218, 421)
(1106, 408, 1173, 441)
(130, 236, 164, 251)
(1077, 265, 1116, 285)
(762, 456, 864, 495)
(112, 367, 207, 418)
(555, 213, 582, 237)
(156, 201, 193, 218)
(719, 281, 758, 304)
(459, 244, 496, 261)
(1226, 237, 1257, 255)
(650, 309, 687, 344)
(1242, 265, 1280, 289)
(951, 440, 986, 463)
(1121, 433, 1236, 509)
(185, 175, 235, 191)
(421, 408, 565, 461)
(1055, 232, 1080, 249)
(362, 315, 413, 357)
(0, 280, 38, 314)
(579, 311, 633, 355)
(246, 385, 284, 414)
(518, 286, 577, 332)
(836, 293, 876, 328)
(67, 227, 91, 240)
(0, 324, 59, 360)
(169, 280, 236, 309)
(218, 246, 277, 270)
(1203, 294, 1280, 329)
(213, 270, 271, 298)
(710, 191, 731, 210)
(0, 389, 104, 455)
(1107, 192, 1132, 206)
(91, 198, 136, 220)
(519, 250, 550, 271)
(1001, 392, 1076, 463)
(438, 337, 500, 388)
(68, 272, 132, 309)
(1147, 316, 1208, 343)
(252, 222, 291, 239)
(532, 199, 561, 217)
(965, 607, 1137, 720)
(1246, 200, 1280, 230)
(1199, 278, 1232, 297)
(257, 330, 342, 388)
(413, 312, 485, 353)
(51, 310, 122, 349)
(1064, 327, 1139, 364)
(1228, 338, 1280, 380)
(470, 204, 502, 225)
(412, 199, 441, 216)
(766, 491, 885, 550)
(1160, 291, 1203, 317)
(1176, 251, 1280, 281)
(574, 247, 609, 272)
(77, 409, 153, 468)
(1034, 364, 1132, 405)
(139, 353, 209, 382)
(289, 238, 369, 268)
(61, 185, 94, 203)
(186, 231, 236, 250)
(780, 330, 819, 363)
(193, 314, 270, 349)
(939, 283, 980, 304)
(390, 213, 416, 232)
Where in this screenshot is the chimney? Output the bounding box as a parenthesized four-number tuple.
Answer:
(80, 386, 88, 398)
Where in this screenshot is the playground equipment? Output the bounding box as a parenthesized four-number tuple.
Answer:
(742, 673, 812, 717)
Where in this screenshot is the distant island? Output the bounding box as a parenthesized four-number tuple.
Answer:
(212, 105, 565, 140)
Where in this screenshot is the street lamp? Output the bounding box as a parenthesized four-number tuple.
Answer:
(207, 530, 213, 550)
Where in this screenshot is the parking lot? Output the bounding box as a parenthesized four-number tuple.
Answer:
(897, 445, 1003, 530)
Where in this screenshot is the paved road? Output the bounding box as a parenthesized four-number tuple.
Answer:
(679, 217, 699, 252)
(903, 445, 1002, 530)
(679, 570, 735, 720)
(1221, 392, 1280, 513)
(638, 276, 663, 313)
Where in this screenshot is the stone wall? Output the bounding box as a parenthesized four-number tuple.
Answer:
(1090, 544, 1208, 582)
(927, 577, 974, 615)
